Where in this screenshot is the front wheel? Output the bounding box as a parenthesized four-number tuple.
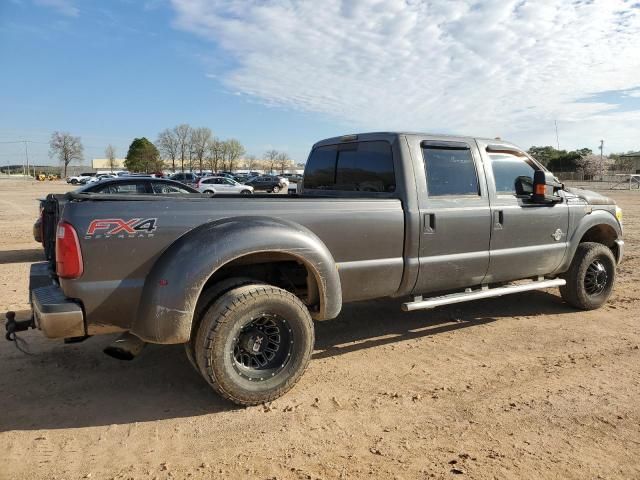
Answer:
(195, 284, 314, 405)
(240, 189, 252, 195)
(272, 185, 280, 193)
(560, 242, 616, 310)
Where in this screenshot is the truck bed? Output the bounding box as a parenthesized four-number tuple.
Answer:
(50, 193, 406, 333)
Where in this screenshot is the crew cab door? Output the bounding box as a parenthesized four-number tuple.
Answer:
(412, 139, 492, 294)
(478, 142, 570, 282)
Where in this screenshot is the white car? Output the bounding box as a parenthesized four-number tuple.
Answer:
(197, 176, 254, 195)
(87, 173, 116, 184)
(66, 172, 94, 184)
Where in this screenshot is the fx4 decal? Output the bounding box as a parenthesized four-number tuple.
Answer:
(85, 218, 157, 238)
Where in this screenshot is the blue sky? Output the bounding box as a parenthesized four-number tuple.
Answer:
(1, 0, 640, 168)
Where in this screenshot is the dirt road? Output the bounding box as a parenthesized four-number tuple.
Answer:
(1, 179, 638, 479)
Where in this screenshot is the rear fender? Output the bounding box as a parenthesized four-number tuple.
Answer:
(132, 216, 341, 344)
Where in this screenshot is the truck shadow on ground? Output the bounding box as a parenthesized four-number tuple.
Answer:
(0, 248, 44, 265)
(0, 291, 573, 431)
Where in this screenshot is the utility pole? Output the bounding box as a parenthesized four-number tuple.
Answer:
(23, 140, 30, 180)
(599, 139, 604, 160)
(599, 139, 605, 178)
(554, 120, 560, 150)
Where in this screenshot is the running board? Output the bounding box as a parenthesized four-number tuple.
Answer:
(402, 278, 566, 312)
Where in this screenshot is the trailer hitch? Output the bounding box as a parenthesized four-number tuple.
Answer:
(5, 311, 35, 341)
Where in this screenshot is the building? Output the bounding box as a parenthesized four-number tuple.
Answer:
(92, 158, 126, 170)
(617, 152, 640, 173)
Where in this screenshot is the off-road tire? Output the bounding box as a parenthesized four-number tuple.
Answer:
(184, 277, 263, 370)
(560, 242, 616, 310)
(195, 284, 314, 406)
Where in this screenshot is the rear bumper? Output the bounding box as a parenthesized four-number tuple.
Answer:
(30, 262, 85, 339)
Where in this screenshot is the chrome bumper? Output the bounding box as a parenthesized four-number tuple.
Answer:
(30, 262, 85, 339)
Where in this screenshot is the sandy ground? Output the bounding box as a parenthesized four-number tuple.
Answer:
(0, 178, 638, 480)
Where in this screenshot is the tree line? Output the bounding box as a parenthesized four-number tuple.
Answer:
(126, 124, 295, 174)
(48, 126, 297, 176)
(48, 130, 636, 178)
(527, 146, 635, 176)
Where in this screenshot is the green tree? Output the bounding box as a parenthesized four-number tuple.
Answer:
(125, 137, 162, 173)
(527, 146, 556, 167)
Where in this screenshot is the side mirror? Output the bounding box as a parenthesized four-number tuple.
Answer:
(515, 175, 533, 196)
(532, 170, 563, 204)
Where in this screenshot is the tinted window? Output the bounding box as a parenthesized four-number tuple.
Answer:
(423, 146, 479, 196)
(304, 142, 395, 193)
(152, 182, 193, 194)
(304, 145, 338, 189)
(489, 153, 536, 194)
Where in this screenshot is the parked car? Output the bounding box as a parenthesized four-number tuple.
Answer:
(197, 176, 254, 195)
(244, 175, 285, 192)
(16, 132, 624, 408)
(169, 172, 200, 186)
(66, 173, 94, 184)
(31, 178, 199, 245)
(86, 173, 117, 184)
(76, 177, 199, 194)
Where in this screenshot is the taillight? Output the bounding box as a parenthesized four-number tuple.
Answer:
(55, 221, 83, 279)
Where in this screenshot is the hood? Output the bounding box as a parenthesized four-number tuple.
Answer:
(565, 187, 616, 205)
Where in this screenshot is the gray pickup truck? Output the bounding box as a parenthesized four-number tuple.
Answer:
(8, 132, 624, 406)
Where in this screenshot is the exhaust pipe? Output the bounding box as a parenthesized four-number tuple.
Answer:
(104, 332, 146, 361)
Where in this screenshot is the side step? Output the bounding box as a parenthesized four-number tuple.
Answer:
(402, 278, 566, 312)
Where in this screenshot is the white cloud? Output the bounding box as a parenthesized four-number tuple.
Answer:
(34, 0, 79, 17)
(170, 0, 640, 151)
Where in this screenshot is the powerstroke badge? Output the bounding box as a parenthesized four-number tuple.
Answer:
(85, 218, 158, 239)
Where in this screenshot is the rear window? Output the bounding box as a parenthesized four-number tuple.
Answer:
(152, 182, 194, 194)
(304, 141, 395, 193)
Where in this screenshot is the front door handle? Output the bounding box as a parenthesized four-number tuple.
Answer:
(493, 210, 504, 229)
(424, 213, 436, 233)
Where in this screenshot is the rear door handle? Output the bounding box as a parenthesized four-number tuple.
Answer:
(424, 213, 436, 233)
(493, 210, 504, 229)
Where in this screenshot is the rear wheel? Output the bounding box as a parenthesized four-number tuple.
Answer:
(184, 277, 263, 370)
(194, 284, 314, 405)
(204, 190, 215, 195)
(560, 242, 616, 310)
(272, 185, 280, 193)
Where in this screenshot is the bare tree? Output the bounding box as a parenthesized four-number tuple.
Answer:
(264, 149, 279, 173)
(223, 139, 245, 172)
(173, 124, 192, 172)
(49, 131, 83, 178)
(207, 138, 225, 173)
(105, 144, 117, 173)
(190, 127, 212, 174)
(276, 152, 293, 174)
(157, 128, 179, 172)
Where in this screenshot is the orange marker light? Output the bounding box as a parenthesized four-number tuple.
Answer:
(535, 184, 546, 195)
